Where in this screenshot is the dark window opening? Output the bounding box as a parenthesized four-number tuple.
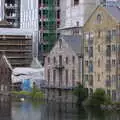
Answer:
(74, 0, 79, 5)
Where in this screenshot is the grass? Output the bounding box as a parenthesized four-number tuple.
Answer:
(11, 88, 44, 101)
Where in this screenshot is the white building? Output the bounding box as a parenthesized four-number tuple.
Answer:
(60, 0, 100, 28)
(60, 0, 119, 28)
(44, 35, 83, 102)
(0, 0, 4, 21)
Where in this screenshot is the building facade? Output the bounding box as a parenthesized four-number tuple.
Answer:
(44, 35, 83, 103)
(0, 21, 33, 68)
(83, 5, 120, 101)
(60, 0, 101, 28)
(38, 0, 60, 64)
(0, 55, 12, 92)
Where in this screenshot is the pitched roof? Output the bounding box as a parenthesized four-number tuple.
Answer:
(61, 35, 83, 55)
(105, 5, 120, 22)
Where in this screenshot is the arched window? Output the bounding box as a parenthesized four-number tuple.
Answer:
(97, 14, 102, 24)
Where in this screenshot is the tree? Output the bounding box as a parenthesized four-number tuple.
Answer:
(86, 88, 111, 107)
(73, 84, 88, 105)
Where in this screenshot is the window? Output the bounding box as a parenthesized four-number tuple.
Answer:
(98, 45, 100, 52)
(89, 61, 93, 72)
(85, 47, 88, 53)
(97, 14, 102, 24)
(112, 45, 116, 52)
(98, 59, 100, 67)
(89, 75, 93, 86)
(106, 30, 112, 41)
(112, 75, 116, 82)
(47, 69, 50, 84)
(72, 56, 75, 64)
(106, 75, 111, 87)
(98, 74, 100, 81)
(84, 74, 88, 81)
(59, 39, 62, 49)
(112, 90, 116, 101)
(66, 57, 68, 64)
(107, 89, 111, 97)
(53, 56, 56, 64)
(112, 29, 116, 40)
(106, 60, 111, 71)
(85, 61, 88, 66)
(48, 57, 50, 64)
(59, 55, 62, 65)
(74, 0, 79, 5)
(89, 47, 93, 57)
(106, 45, 111, 57)
(112, 59, 116, 67)
(72, 70, 75, 86)
(66, 70, 68, 86)
(53, 70, 56, 84)
(98, 30, 101, 38)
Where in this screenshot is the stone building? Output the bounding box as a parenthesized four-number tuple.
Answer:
(0, 55, 12, 92)
(83, 5, 120, 101)
(44, 35, 83, 103)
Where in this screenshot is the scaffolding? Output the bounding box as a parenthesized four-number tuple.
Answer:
(39, 0, 59, 64)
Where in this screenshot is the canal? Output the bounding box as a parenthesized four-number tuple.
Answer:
(1, 96, 120, 120)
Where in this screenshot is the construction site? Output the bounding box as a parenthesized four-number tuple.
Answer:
(38, 0, 60, 64)
(0, 34, 32, 68)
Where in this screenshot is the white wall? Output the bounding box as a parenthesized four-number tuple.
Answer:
(20, 0, 38, 31)
(60, 0, 100, 28)
(20, 0, 39, 58)
(0, 0, 4, 21)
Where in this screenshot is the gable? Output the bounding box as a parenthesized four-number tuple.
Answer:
(48, 38, 77, 58)
(0, 55, 12, 70)
(84, 5, 118, 32)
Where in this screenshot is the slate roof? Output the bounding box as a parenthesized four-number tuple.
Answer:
(61, 35, 83, 55)
(105, 5, 120, 22)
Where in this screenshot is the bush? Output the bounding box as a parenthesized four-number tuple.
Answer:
(85, 88, 111, 107)
(73, 84, 88, 105)
(11, 86, 44, 101)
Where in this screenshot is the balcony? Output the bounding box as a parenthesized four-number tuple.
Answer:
(54, 63, 64, 70)
(41, 83, 75, 90)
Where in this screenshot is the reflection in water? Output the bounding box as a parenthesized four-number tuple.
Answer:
(1, 96, 120, 120)
(0, 96, 11, 120)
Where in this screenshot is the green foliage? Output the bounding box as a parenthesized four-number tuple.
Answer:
(11, 86, 44, 101)
(33, 92, 44, 100)
(85, 88, 111, 107)
(11, 91, 30, 96)
(73, 84, 88, 105)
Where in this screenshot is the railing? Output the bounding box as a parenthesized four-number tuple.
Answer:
(54, 63, 64, 69)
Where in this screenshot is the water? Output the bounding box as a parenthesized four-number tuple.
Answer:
(1, 96, 120, 120)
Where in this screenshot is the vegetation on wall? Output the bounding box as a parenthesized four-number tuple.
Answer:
(84, 88, 111, 107)
(73, 84, 88, 105)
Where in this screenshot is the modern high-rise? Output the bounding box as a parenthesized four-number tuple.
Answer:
(4, 0, 20, 28)
(38, 0, 60, 64)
